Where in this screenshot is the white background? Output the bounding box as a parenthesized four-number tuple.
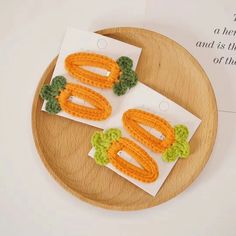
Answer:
(0, 0, 235, 235)
(145, 0, 236, 112)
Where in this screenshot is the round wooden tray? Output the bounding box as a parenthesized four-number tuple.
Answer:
(32, 27, 218, 211)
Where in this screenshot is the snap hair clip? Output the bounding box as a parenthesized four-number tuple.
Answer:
(91, 128, 158, 183)
(65, 52, 138, 96)
(122, 109, 190, 162)
(40, 76, 111, 120)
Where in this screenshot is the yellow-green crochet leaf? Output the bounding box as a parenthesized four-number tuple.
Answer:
(162, 143, 181, 162)
(162, 138, 190, 162)
(105, 128, 122, 142)
(174, 125, 189, 142)
(91, 132, 110, 149)
(177, 141, 190, 158)
(94, 148, 109, 166)
(91, 128, 122, 166)
(91, 132, 103, 147)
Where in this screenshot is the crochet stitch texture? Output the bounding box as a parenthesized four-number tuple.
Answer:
(40, 76, 111, 120)
(91, 128, 158, 183)
(122, 109, 190, 162)
(65, 52, 138, 96)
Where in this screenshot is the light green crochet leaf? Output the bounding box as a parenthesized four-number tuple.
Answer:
(177, 141, 190, 158)
(105, 128, 122, 141)
(162, 143, 181, 162)
(91, 128, 122, 166)
(94, 148, 109, 166)
(91, 132, 103, 147)
(162, 125, 190, 162)
(91, 132, 110, 149)
(174, 125, 189, 142)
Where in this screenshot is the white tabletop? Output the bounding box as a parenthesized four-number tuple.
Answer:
(0, 1, 235, 235)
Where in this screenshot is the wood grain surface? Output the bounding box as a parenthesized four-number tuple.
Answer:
(32, 27, 218, 211)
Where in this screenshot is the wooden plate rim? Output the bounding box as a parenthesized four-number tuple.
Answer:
(32, 27, 218, 211)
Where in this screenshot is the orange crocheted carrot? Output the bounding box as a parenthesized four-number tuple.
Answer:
(123, 109, 191, 163)
(108, 137, 158, 183)
(65, 52, 120, 88)
(58, 83, 111, 120)
(122, 109, 175, 153)
(64, 52, 139, 96)
(91, 128, 158, 183)
(40, 76, 111, 120)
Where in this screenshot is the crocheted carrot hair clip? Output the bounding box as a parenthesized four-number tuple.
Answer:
(91, 128, 158, 183)
(122, 109, 190, 162)
(40, 76, 111, 120)
(65, 52, 138, 96)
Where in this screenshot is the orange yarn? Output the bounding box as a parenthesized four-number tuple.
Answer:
(122, 109, 175, 153)
(58, 83, 111, 120)
(65, 52, 120, 88)
(108, 137, 158, 183)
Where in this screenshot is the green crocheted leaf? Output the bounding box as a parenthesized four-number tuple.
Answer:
(91, 132, 103, 147)
(51, 76, 67, 91)
(40, 76, 67, 101)
(119, 68, 138, 88)
(40, 84, 59, 100)
(117, 56, 133, 70)
(45, 97, 61, 114)
(91, 132, 110, 149)
(94, 147, 109, 166)
(174, 125, 189, 142)
(105, 128, 122, 142)
(113, 56, 138, 96)
(91, 128, 123, 166)
(113, 81, 128, 96)
(162, 140, 190, 162)
(177, 141, 190, 158)
(162, 143, 181, 162)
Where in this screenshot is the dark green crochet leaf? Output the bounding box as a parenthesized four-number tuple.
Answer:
(51, 76, 67, 91)
(45, 97, 61, 114)
(116, 56, 133, 70)
(119, 68, 138, 88)
(113, 81, 128, 96)
(40, 76, 67, 101)
(40, 84, 59, 100)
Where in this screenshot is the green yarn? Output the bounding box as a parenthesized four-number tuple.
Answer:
(117, 56, 133, 70)
(162, 143, 181, 162)
(91, 128, 121, 166)
(174, 125, 189, 142)
(177, 141, 190, 158)
(94, 147, 109, 166)
(113, 81, 128, 96)
(113, 56, 138, 96)
(40, 84, 59, 100)
(162, 124, 190, 162)
(105, 128, 122, 141)
(162, 141, 190, 162)
(40, 76, 67, 115)
(92, 132, 111, 149)
(119, 68, 138, 88)
(45, 97, 61, 114)
(51, 76, 66, 91)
